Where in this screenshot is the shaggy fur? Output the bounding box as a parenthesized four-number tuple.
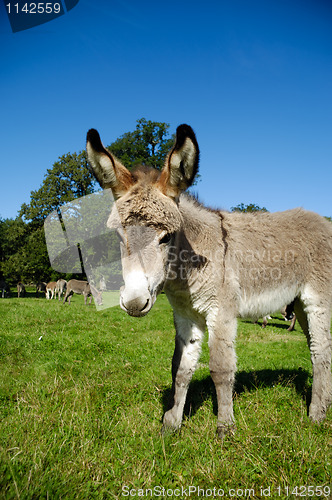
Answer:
(86, 125, 332, 437)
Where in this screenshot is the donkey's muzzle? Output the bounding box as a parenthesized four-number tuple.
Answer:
(120, 295, 152, 317)
(120, 271, 153, 317)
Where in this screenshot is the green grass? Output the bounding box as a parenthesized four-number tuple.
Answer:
(0, 293, 331, 499)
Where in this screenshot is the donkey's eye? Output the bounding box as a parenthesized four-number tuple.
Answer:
(159, 233, 172, 245)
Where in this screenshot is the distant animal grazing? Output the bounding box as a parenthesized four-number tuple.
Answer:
(259, 302, 296, 331)
(280, 301, 296, 331)
(17, 282, 26, 298)
(36, 282, 47, 297)
(86, 124, 332, 438)
(56, 279, 67, 300)
(0, 281, 10, 298)
(63, 279, 103, 305)
(90, 283, 103, 306)
(256, 315, 271, 328)
(46, 281, 57, 299)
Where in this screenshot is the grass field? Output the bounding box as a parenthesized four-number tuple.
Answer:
(0, 290, 331, 499)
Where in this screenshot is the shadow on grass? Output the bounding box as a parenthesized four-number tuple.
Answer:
(265, 321, 297, 330)
(162, 368, 312, 421)
(1, 290, 43, 299)
(242, 319, 296, 331)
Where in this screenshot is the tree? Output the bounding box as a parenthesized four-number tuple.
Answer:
(0, 217, 28, 283)
(20, 151, 96, 224)
(22, 227, 54, 282)
(108, 118, 175, 170)
(0, 217, 55, 283)
(231, 203, 268, 213)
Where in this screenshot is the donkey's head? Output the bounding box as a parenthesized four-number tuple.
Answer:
(86, 125, 199, 317)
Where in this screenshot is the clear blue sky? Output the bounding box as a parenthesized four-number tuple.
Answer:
(1, 0, 331, 220)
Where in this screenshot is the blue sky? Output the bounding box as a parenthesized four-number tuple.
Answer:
(1, 0, 331, 220)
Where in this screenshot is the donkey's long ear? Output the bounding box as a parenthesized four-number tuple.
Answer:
(86, 129, 134, 199)
(159, 124, 199, 199)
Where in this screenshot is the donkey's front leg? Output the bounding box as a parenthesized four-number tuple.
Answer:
(162, 313, 205, 433)
(208, 311, 237, 439)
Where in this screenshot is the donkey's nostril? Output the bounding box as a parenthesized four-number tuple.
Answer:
(140, 298, 150, 312)
(120, 294, 152, 317)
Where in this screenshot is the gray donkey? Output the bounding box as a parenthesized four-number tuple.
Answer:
(63, 279, 102, 306)
(86, 125, 332, 437)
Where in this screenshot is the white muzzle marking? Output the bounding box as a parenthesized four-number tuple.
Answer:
(120, 271, 152, 317)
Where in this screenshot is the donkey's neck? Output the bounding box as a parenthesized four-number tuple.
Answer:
(178, 194, 221, 248)
(163, 194, 225, 318)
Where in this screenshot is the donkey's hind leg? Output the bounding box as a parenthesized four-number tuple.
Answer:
(162, 313, 205, 433)
(295, 295, 332, 422)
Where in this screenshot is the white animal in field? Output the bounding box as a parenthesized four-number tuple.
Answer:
(46, 281, 57, 299)
(56, 279, 67, 301)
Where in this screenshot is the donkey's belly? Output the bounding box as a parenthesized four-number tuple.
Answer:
(237, 284, 299, 319)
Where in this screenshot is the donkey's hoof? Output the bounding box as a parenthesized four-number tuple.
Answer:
(308, 400, 331, 423)
(162, 410, 182, 433)
(161, 424, 181, 436)
(309, 410, 325, 424)
(216, 423, 236, 440)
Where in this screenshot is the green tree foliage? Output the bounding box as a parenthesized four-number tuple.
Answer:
(0, 217, 27, 261)
(22, 227, 53, 282)
(20, 151, 96, 224)
(231, 203, 269, 213)
(0, 218, 55, 284)
(0, 217, 28, 283)
(108, 118, 175, 170)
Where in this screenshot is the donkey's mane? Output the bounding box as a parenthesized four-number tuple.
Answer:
(180, 190, 231, 218)
(131, 165, 161, 184)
